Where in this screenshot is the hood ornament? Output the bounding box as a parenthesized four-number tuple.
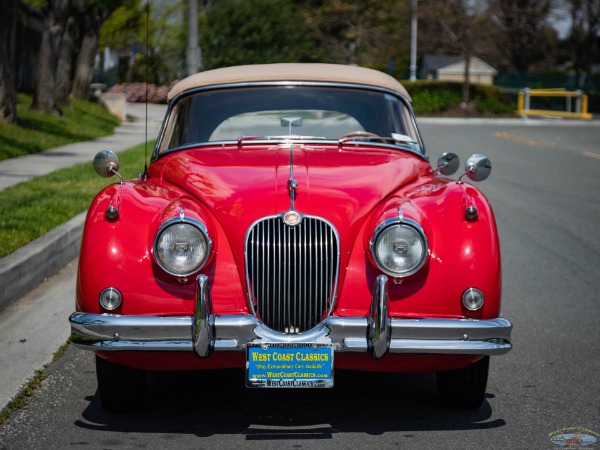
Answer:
(283, 141, 302, 226)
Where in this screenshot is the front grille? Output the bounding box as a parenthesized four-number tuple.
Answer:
(246, 216, 339, 333)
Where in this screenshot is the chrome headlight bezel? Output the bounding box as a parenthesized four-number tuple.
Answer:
(370, 218, 428, 278)
(153, 216, 212, 277)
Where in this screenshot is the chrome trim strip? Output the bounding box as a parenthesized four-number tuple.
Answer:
(70, 314, 512, 356)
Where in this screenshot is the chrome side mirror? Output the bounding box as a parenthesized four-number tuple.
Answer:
(462, 154, 492, 182)
(436, 152, 460, 175)
(93, 150, 123, 183)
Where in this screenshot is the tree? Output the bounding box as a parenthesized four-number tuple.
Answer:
(489, 0, 557, 72)
(99, 0, 185, 85)
(200, 0, 319, 70)
(302, 0, 410, 72)
(55, 13, 77, 105)
(0, 0, 18, 123)
(565, 0, 600, 89)
(19, 0, 123, 112)
(23, 0, 72, 114)
(419, 0, 495, 108)
(71, 2, 121, 99)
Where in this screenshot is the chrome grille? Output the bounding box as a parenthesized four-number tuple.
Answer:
(246, 216, 339, 333)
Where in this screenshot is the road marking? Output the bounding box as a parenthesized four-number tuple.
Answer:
(494, 131, 556, 147)
(583, 151, 600, 160)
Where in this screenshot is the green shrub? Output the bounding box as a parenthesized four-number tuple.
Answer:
(474, 96, 516, 114)
(402, 80, 517, 116)
(410, 89, 461, 114)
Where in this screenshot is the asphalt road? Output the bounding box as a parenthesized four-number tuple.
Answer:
(1, 120, 599, 450)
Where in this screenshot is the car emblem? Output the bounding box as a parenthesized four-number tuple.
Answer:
(283, 210, 301, 226)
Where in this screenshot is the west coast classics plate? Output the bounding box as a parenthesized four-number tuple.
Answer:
(246, 343, 334, 388)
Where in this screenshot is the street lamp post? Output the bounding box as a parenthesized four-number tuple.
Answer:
(409, 0, 417, 81)
(187, 0, 201, 75)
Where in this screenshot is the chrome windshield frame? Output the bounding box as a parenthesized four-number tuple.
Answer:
(152, 81, 428, 162)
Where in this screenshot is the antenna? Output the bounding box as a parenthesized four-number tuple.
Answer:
(143, 0, 150, 179)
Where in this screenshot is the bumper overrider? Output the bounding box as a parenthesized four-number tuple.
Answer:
(69, 275, 512, 359)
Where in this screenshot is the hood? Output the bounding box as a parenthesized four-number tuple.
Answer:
(162, 144, 423, 222)
(159, 143, 427, 255)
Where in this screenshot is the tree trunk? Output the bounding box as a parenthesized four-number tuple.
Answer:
(71, 9, 100, 100)
(0, 0, 18, 123)
(56, 14, 77, 106)
(461, 52, 471, 109)
(71, 4, 120, 100)
(30, 0, 71, 115)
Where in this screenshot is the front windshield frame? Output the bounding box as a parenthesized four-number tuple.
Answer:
(152, 81, 427, 161)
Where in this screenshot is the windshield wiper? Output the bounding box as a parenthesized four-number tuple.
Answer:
(237, 135, 327, 145)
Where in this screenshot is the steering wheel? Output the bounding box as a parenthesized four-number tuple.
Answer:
(338, 131, 386, 142)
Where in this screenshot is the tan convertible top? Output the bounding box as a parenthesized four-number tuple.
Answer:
(168, 63, 411, 101)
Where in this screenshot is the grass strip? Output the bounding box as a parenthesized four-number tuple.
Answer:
(0, 369, 47, 426)
(0, 94, 120, 161)
(0, 141, 152, 258)
(0, 340, 72, 426)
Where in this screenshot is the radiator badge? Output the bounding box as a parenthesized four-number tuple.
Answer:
(283, 210, 301, 226)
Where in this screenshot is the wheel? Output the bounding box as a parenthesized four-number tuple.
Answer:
(95, 355, 147, 413)
(436, 356, 489, 409)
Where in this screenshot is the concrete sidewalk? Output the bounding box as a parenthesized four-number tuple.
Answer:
(0, 102, 166, 411)
(0, 102, 166, 191)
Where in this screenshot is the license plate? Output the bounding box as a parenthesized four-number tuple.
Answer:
(246, 343, 334, 388)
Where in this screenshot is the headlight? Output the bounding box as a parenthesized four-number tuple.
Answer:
(371, 219, 428, 277)
(154, 217, 211, 276)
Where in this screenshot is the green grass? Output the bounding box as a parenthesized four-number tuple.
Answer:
(0, 94, 120, 161)
(0, 142, 151, 258)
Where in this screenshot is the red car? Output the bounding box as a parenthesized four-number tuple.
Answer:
(70, 63, 512, 411)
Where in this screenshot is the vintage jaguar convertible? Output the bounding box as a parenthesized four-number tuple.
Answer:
(69, 63, 512, 411)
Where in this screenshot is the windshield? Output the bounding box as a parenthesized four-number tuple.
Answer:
(156, 85, 424, 155)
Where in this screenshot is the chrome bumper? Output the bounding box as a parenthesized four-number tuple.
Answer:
(70, 275, 512, 359)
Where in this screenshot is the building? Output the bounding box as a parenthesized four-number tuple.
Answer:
(421, 54, 497, 85)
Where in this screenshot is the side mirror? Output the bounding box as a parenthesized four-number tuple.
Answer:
(93, 150, 120, 178)
(463, 154, 492, 182)
(436, 152, 460, 175)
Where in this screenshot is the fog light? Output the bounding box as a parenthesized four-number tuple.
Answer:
(462, 288, 484, 311)
(99, 287, 122, 311)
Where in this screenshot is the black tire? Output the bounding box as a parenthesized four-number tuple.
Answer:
(95, 355, 147, 413)
(436, 356, 489, 409)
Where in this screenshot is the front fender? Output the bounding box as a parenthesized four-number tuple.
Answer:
(336, 179, 501, 320)
(76, 180, 246, 316)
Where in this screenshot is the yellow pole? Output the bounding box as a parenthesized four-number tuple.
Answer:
(518, 91, 524, 114)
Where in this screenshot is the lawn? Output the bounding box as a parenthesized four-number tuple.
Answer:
(0, 142, 150, 258)
(0, 94, 120, 161)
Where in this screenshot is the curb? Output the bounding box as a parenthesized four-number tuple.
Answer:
(0, 212, 86, 311)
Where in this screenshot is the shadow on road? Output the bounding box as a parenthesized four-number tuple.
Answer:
(74, 365, 505, 440)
